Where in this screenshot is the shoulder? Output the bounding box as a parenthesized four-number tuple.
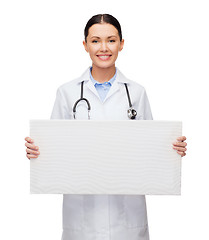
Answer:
(56, 67, 90, 94)
(117, 68, 147, 94)
(52, 77, 81, 103)
(57, 77, 80, 93)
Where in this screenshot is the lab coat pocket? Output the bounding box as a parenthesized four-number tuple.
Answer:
(124, 195, 148, 228)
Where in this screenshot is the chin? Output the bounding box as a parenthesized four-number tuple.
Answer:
(93, 62, 115, 69)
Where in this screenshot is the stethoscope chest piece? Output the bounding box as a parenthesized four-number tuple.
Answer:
(127, 108, 137, 119)
(124, 83, 137, 120)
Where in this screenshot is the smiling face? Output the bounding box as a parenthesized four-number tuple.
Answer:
(83, 23, 124, 70)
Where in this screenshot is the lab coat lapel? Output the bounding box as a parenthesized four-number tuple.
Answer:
(79, 67, 128, 102)
(85, 80, 101, 100)
(103, 68, 128, 103)
(79, 67, 101, 100)
(103, 81, 120, 102)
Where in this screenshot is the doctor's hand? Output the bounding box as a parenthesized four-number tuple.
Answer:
(172, 136, 187, 157)
(25, 136, 40, 160)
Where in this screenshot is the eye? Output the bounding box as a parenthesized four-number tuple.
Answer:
(109, 39, 115, 43)
(92, 40, 98, 43)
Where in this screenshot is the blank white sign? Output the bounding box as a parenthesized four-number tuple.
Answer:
(30, 120, 182, 195)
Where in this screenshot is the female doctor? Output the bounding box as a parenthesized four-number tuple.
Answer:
(25, 14, 187, 240)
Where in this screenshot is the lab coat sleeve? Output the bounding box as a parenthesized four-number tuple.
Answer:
(50, 87, 70, 119)
(137, 88, 153, 120)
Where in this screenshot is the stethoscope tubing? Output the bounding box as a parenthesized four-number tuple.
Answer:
(73, 80, 137, 120)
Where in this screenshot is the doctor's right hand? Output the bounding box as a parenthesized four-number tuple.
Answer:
(25, 136, 40, 160)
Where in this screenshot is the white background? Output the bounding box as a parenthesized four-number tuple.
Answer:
(0, 0, 208, 239)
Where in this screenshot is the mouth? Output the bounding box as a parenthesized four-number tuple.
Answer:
(96, 54, 112, 61)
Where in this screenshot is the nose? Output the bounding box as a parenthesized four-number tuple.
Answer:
(100, 41, 108, 52)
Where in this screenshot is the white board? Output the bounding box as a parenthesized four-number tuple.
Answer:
(30, 120, 182, 195)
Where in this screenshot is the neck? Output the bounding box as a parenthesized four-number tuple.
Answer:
(91, 64, 116, 83)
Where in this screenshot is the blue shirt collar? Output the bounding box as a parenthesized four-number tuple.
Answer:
(89, 67, 117, 86)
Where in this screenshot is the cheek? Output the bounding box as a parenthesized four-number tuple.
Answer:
(88, 45, 100, 54)
(109, 44, 121, 54)
(111, 49, 120, 59)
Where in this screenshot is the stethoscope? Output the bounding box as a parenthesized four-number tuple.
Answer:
(73, 81, 137, 120)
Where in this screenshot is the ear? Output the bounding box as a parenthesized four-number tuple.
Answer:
(119, 39, 124, 52)
(83, 40, 89, 53)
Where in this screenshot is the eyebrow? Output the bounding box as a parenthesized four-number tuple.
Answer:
(90, 35, 117, 39)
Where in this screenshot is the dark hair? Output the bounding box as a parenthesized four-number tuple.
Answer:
(84, 14, 122, 42)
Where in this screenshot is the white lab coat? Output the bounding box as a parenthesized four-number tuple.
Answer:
(50, 66, 153, 240)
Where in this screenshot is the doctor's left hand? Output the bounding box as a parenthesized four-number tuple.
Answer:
(172, 136, 187, 157)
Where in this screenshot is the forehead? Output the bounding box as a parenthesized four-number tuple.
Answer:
(88, 23, 119, 38)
